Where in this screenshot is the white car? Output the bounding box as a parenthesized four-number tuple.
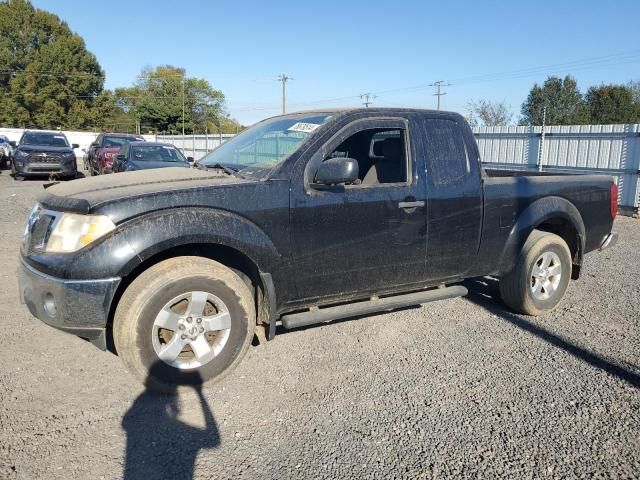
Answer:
(0, 135, 13, 169)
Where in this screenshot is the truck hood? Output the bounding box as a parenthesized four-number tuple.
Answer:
(38, 167, 249, 214)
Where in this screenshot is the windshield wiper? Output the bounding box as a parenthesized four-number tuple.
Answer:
(205, 163, 245, 178)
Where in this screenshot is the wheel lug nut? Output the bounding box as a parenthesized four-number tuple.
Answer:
(178, 324, 185, 331)
(196, 318, 202, 324)
(181, 334, 187, 340)
(186, 317, 193, 323)
(199, 327, 204, 333)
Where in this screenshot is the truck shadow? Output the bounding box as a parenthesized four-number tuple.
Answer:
(463, 277, 640, 389)
(121, 362, 220, 480)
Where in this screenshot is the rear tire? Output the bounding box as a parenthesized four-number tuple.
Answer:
(499, 229, 571, 316)
(113, 257, 255, 392)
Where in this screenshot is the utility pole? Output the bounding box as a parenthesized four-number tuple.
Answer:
(277, 73, 292, 114)
(360, 92, 376, 108)
(182, 76, 185, 136)
(430, 80, 450, 110)
(537, 104, 547, 172)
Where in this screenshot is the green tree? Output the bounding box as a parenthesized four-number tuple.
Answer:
(466, 99, 513, 126)
(0, 0, 105, 129)
(585, 84, 639, 124)
(120, 66, 226, 134)
(520, 75, 587, 125)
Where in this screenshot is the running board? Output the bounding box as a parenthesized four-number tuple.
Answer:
(280, 285, 468, 330)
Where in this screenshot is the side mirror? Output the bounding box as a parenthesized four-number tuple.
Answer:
(72, 143, 79, 149)
(314, 157, 359, 186)
(9, 141, 16, 147)
(116, 154, 126, 161)
(187, 156, 195, 164)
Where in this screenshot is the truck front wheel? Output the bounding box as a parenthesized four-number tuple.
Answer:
(113, 256, 255, 392)
(499, 230, 572, 316)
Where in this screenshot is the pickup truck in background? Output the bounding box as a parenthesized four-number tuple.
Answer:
(18, 108, 618, 390)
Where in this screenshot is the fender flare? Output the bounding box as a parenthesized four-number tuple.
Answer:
(497, 196, 585, 274)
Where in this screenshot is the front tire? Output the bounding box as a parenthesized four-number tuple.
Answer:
(499, 230, 572, 316)
(113, 257, 255, 392)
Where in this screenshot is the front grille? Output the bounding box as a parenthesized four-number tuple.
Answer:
(23, 207, 59, 254)
(28, 152, 64, 164)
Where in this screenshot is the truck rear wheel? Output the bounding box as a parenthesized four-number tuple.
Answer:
(499, 229, 572, 316)
(113, 256, 255, 392)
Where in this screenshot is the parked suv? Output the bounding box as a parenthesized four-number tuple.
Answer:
(11, 131, 78, 180)
(86, 133, 145, 175)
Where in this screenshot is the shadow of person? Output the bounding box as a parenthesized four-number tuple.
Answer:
(122, 362, 220, 480)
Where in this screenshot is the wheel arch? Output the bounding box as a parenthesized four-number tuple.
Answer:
(106, 241, 276, 353)
(498, 196, 586, 279)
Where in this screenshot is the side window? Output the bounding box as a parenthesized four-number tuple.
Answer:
(325, 127, 408, 186)
(423, 119, 470, 185)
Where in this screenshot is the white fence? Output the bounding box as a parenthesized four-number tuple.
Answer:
(155, 133, 235, 161)
(473, 124, 640, 213)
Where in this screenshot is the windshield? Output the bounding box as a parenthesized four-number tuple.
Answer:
(20, 132, 69, 147)
(131, 145, 187, 162)
(103, 136, 144, 147)
(199, 113, 332, 177)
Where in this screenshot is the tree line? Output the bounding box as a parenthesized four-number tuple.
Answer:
(0, 0, 242, 134)
(468, 76, 640, 127)
(1, 1, 638, 132)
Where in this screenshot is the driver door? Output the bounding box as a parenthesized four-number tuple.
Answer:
(289, 117, 428, 302)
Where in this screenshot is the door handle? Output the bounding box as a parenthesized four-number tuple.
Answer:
(398, 200, 425, 209)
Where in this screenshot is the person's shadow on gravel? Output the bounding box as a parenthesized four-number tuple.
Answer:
(122, 362, 220, 480)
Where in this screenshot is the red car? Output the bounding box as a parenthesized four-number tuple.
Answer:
(86, 133, 145, 175)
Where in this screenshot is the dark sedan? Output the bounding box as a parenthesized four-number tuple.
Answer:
(11, 131, 78, 180)
(112, 142, 193, 173)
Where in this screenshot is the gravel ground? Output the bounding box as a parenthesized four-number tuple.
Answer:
(0, 168, 639, 479)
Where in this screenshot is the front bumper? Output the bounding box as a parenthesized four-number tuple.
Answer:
(14, 161, 77, 177)
(18, 259, 121, 350)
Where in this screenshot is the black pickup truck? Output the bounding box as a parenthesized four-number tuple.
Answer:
(19, 108, 618, 390)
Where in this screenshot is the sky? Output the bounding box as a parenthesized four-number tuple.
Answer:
(32, 0, 640, 126)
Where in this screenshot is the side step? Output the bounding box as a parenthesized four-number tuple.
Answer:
(280, 285, 468, 330)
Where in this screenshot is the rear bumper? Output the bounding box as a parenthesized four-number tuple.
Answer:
(18, 259, 121, 350)
(599, 232, 618, 251)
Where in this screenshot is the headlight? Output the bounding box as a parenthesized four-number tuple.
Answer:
(15, 150, 28, 159)
(46, 213, 116, 253)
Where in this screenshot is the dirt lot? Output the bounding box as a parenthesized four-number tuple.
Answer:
(0, 169, 639, 479)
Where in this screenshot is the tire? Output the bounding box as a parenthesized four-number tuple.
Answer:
(113, 256, 255, 392)
(499, 229, 572, 316)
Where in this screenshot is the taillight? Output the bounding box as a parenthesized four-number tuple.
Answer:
(610, 182, 618, 218)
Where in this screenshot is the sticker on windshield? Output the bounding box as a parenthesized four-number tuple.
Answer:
(288, 122, 320, 133)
